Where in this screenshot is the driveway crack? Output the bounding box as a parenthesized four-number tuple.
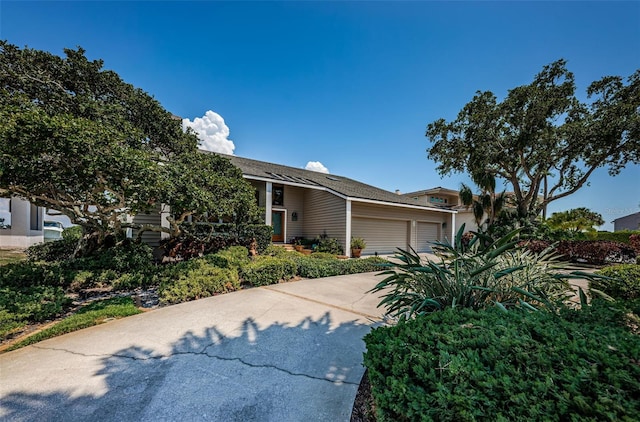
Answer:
(30, 345, 358, 386)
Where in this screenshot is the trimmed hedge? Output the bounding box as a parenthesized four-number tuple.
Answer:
(158, 260, 240, 304)
(520, 240, 637, 264)
(586, 230, 640, 244)
(241, 256, 297, 286)
(290, 255, 386, 278)
(593, 264, 640, 301)
(364, 306, 640, 421)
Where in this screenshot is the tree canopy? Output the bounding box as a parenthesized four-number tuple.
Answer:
(426, 60, 640, 221)
(546, 207, 604, 233)
(0, 41, 258, 248)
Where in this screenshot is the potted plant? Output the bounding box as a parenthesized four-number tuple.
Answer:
(294, 238, 305, 252)
(351, 237, 366, 258)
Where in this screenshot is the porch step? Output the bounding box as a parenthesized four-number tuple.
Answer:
(279, 244, 296, 252)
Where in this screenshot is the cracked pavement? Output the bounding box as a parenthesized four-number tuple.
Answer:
(0, 272, 386, 422)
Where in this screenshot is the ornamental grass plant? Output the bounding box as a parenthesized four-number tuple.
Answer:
(371, 226, 596, 318)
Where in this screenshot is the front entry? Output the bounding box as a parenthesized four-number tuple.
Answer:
(271, 210, 285, 242)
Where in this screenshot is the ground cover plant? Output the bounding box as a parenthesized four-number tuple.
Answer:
(6, 297, 141, 351)
(592, 264, 640, 301)
(2, 240, 387, 348)
(363, 304, 640, 421)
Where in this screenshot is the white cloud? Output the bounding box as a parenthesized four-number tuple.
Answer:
(305, 161, 329, 174)
(182, 110, 235, 155)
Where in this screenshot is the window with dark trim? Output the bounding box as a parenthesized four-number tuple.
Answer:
(272, 185, 284, 206)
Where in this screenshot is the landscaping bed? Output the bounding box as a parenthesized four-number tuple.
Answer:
(0, 242, 386, 351)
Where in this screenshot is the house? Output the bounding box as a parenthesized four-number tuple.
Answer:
(613, 212, 640, 231)
(222, 155, 456, 256)
(402, 187, 479, 234)
(0, 196, 45, 248)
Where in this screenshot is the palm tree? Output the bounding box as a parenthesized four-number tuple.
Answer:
(459, 172, 506, 234)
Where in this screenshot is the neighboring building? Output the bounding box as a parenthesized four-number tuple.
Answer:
(613, 212, 640, 231)
(402, 187, 479, 234)
(0, 197, 45, 248)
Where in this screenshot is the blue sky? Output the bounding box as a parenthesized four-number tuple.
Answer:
(1, 1, 639, 230)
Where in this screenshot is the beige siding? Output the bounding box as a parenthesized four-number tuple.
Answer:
(280, 186, 305, 241)
(416, 222, 439, 252)
(352, 217, 409, 254)
(303, 190, 347, 249)
(132, 208, 162, 246)
(352, 202, 449, 252)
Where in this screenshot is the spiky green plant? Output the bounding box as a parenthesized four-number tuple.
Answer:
(371, 225, 597, 318)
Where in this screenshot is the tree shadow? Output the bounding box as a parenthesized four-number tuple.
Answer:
(1, 312, 374, 421)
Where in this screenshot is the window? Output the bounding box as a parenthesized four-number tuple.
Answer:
(272, 185, 284, 206)
(0, 198, 10, 229)
(429, 196, 448, 204)
(30, 203, 41, 231)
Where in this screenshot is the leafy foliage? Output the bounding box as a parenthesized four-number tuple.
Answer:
(519, 239, 637, 265)
(593, 264, 640, 301)
(158, 260, 240, 304)
(459, 172, 506, 234)
(547, 207, 605, 233)
(0, 42, 258, 253)
(364, 305, 640, 421)
(314, 233, 344, 255)
(26, 238, 78, 262)
(160, 223, 272, 260)
(7, 297, 141, 351)
(426, 60, 640, 222)
(241, 257, 297, 287)
(371, 226, 588, 318)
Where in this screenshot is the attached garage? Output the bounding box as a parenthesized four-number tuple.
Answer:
(416, 222, 439, 252)
(352, 217, 409, 255)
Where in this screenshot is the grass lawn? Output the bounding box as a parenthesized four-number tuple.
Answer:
(5, 296, 142, 352)
(0, 249, 26, 266)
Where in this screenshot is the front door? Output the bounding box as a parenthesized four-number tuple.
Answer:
(272, 210, 285, 242)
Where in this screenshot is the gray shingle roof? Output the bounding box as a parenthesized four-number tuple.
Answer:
(218, 154, 450, 211)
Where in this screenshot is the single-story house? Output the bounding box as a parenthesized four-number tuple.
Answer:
(613, 211, 640, 231)
(221, 155, 456, 256)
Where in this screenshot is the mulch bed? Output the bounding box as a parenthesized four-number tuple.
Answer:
(350, 369, 376, 422)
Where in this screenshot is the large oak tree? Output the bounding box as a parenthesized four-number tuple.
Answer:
(0, 41, 257, 251)
(426, 60, 639, 222)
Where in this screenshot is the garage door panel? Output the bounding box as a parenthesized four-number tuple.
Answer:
(417, 222, 439, 252)
(352, 217, 408, 255)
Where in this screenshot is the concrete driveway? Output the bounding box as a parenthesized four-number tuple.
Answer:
(0, 272, 386, 422)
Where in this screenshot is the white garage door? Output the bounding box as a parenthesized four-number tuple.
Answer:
(352, 217, 408, 255)
(416, 222, 439, 252)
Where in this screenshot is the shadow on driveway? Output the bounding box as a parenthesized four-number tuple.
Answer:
(1, 312, 370, 422)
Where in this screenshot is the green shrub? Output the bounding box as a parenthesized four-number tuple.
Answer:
(64, 242, 153, 273)
(62, 225, 83, 241)
(586, 230, 640, 244)
(291, 256, 342, 278)
(314, 233, 344, 255)
(0, 284, 70, 323)
(593, 264, 640, 301)
(0, 261, 72, 289)
(263, 245, 290, 258)
(241, 257, 297, 286)
(371, 228, 582, 318)
(204, 246, 250, 270)
(26, 238, 77, 262)
(159, 260, 240, 304)
(7, 296, 142, 350)
(364, 305, 640, 421)
(289, 255, 385, 278)
(310, 252, 338, 260)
